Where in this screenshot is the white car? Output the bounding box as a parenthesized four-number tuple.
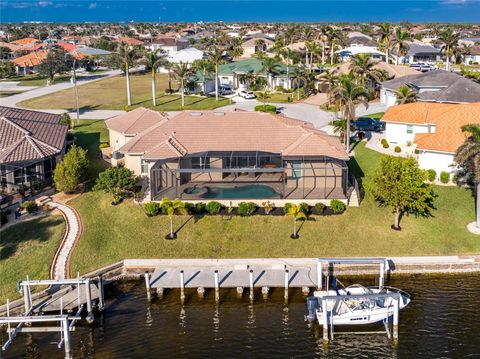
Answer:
(239, 90, 256, 99)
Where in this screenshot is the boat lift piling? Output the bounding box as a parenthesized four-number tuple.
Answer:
(144, 272, 152, 302)
(214, 270, 220, 302)
(249, 269, 254, 301)
(180, 270, 185, 303)
(284, 268, 289, 301)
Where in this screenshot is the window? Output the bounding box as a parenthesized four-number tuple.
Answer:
(191, 157, 210, 169)
(141, 159, 148, 174)
(406, 125, 413, 135)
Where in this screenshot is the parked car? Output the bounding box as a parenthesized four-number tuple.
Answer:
(410, 62, 434, 72)
(239, 90, 256, 99)
(220, 85, 234, 95)
(351, 117, 385, 132)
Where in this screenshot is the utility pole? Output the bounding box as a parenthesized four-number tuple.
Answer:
(72, 59, 80, 125)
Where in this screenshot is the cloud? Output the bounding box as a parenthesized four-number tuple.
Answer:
(441, 0, 468, 4)
(37, 1, 52, 7)
(88, 2, 97, 9)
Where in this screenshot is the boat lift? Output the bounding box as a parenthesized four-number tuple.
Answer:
(317, 257, 389, 290)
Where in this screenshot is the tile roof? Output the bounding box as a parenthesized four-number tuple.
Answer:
(381, 70, 480, 103)
(382, 102, 480, 153)
(116, 109, 348, 160)
(13, 50, 48, 67)
(105, 107, 169, 135)
(10, 37, 39, 46)
(116, 37, 144, 46)
(0, 107, 67, 164)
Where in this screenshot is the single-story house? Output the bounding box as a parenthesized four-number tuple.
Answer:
(115, 36, 144, 47)
(464, 45, 480, 64)
(106, 108, 352, 204)
(380, 70, 480, 108)
(0, 106, 68, 193)
(13, 50, 49, 75)
(382, 102, 480, 175)
(336, 45, 386, 62)
(391, 42, 443, 64)
(197, 58, 296, 93)
(241, 35, 275, 58)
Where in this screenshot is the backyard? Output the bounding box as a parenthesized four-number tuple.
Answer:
(66, 120, 480, 275)
(0, 215, 66, 303)
(17, 72, 230, 111)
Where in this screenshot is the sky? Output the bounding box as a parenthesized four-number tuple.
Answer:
(1, 0, 480, 23)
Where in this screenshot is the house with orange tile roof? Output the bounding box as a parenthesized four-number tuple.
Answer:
(382, 102, 480, 175)
(13, 50, 49, 75)
(115, 36, 144, 47)
(10, 37, 39, 47)
(105, 108, 351, 204)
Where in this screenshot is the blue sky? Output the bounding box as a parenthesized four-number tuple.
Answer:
(1, 0, 480, 22)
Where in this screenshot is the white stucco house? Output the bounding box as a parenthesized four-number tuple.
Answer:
(382, 102, 480, 176)
(146, 37, 188, 56)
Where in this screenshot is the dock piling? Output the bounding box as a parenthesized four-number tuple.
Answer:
(98, 275, 105, 311)
(85, 278, 94, 324)
(236, 287, 244, 297)
(393, 296, 399, 342)
(197, 287, 205, 298)
(63, 317, 72, 359)
(144, 272, 151, 302)
(156, 287, 164, 298)
(249, 269, 254, 301)
(284, 269, 289, 301)
(214, 270, 220, 302)
(180, 270, 185, 302)
(322, 298, 328, 344)
(261, 286, 269, 299)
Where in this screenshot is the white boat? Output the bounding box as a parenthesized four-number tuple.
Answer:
(306, 283, 411, 326)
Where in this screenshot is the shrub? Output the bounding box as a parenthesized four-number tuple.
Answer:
(330, 199, 346, 214)
(99, 142, 110, 150)
(144, 202, 160, 216)
(299, 202, 310, 216)
(406, 141, 413, 147)
(440, 171, 450, 184)
(394, 146, 401, 153)
(426, 169, 437, 182)
(254, 104, 277, 113)
(381, 138, 388, 146)
(93, 166, 137, 201)
(315, 202, 325, 214)
(21, 201, 38, 213)
(53, 144, 89, 194)
(283, 202, 294, 214)
(414, 149, 420, 154)
(0, 210, 7, 226)
(206, 201, 222, 215)
(382, 142, 389, 149)
(66, 132, 75, 141)
(261, 200, 274, 215)
(188, 202, 205, 215)
(237, 202, 256, 216)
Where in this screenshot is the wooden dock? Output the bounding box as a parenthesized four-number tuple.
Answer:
(33, 283, 100, 313)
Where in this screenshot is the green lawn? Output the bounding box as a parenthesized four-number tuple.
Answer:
(68, 121, 480, 275)
(18, 72, 230, 111)
(1, 73, 73, 87)
(0, 215, 65, 303)
(0, 91, 22, 97)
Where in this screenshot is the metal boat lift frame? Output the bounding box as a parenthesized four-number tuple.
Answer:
(316, 257, 389, 290)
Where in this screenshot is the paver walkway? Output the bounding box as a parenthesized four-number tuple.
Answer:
(49, 201, 81, 280)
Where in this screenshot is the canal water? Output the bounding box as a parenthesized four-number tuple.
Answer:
(2, 274, 480, 358)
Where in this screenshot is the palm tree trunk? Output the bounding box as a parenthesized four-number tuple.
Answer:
(168, 70, 172, 92)
(181, 78, 185, 107)
(386, 48, 389, 64)
(330, 40, 334, 65)
(395, 47, 399, 66)
(476, 182, 480, 229)
(170, 217, 174, 237)
(446, 55, 450, 72)
(126, 62, 131, 106)
(322, 40, 325, 64)
(151, 69, 156, 107)
(310, 52, 314, 71)
(293, 219, 296, 237)
(215, 64, 219, 101)
(346, 118, 351, 152)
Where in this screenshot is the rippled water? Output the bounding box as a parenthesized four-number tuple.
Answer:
(2, 275, 480, 358)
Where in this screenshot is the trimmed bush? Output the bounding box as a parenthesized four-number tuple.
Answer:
(21, 201, 38, 213)
(206, 201, 222, 215)
(283, 202, 294, 215)
(0, 210, 7, 226)
(188, 202, 205, 215)
(394, 146, 401, 153)
(330, 199, 346, 214)
(299, 202, 310, 216)
(99, 142, 110, 150)
(381, 138, 388, 146)
(382, 142, 389, 149)
(426, 169, 437, 182)
(315, 202, 325, 214)
(254, 104, 277, 113)
(144, 202, 160, 216)
(440, 171, 450, 184)
(414, 149, 420, 154)
(237, 202, 256, 216)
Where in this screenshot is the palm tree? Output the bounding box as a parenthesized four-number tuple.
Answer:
(317, 25, 331, 64)
(394, 85, 417, 104)
(171, 62, 194, 107)
(378, 23, 392, 64)
(305, 41, 320, 71)
(280, 48, 295, 90)
(164, 61, 173, 93)
(254, 38, 266, 54)
(330, 73, 369, 152)
(439, 28, 460, 72)
(285, 204, 307, 239)
(192, 58, 214, 95)
(142, 50, 166, 107)
(318, 68, 339, 106)
(460, 43, 473, 64)
(391, 29, 411, 66)
(350, 53, 383, 87)
(256, 89, 271, 111)
(455, 124, 480, 229)
(207, 46, 224, 101)
(331, 118, 347, 143)
(327, 27, 343, 65)
(118, 42, 140, 106)
(160, 198, 187, 239)
(292, 67, 306, 100)
(261, 57, 282, 90)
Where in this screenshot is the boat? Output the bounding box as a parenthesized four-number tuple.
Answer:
(306, 281, 411, 326)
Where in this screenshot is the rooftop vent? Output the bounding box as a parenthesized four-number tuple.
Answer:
(213, 112, 225, 116)
(189, 112, 203, 117)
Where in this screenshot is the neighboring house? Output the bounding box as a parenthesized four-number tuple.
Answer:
(10, 37, 40, 47)
(197, 58, 296, 93)
(380, 70, 480, 108)
(391, 42, 443, 64)
(382, 102, 480, 174)
(157, 47, 206, 73)
(464, 45, 480, 64)
(70, 46, 112, 57)
(336, 45, 386, 62)
(106, 108, 351, 204)
(13, 50, 48, 75)
(241, 35, 275, 58)
(0, 107, 68, 193)
(146, 37, 188, 56)
(115, 36, 144, 47)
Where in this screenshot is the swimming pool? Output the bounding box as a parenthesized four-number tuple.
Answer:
(184, 184, 281, 199)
